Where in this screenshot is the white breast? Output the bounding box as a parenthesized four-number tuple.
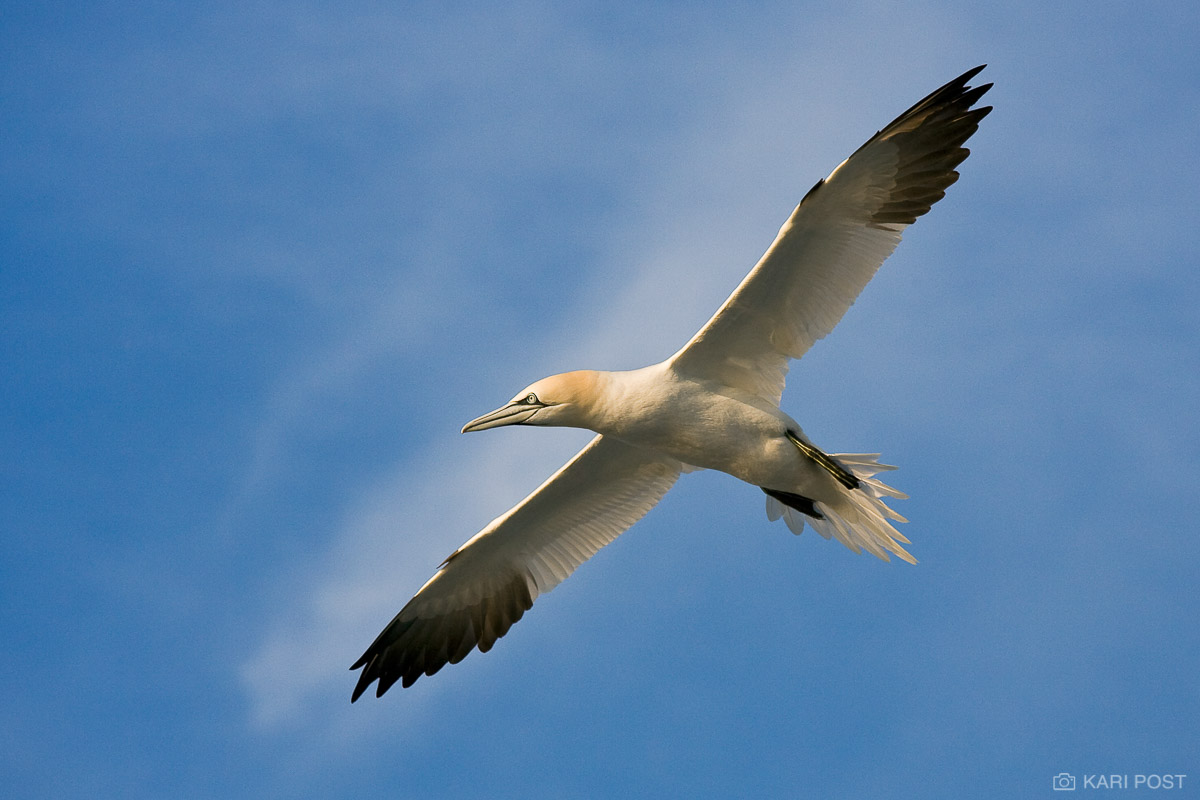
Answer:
(588, 364, 814, 490)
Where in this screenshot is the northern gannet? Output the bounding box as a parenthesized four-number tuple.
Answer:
(351, 66, 992, 699)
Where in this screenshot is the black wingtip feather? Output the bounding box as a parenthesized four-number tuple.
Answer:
(853, 66, 992, 227)
(349, 571, 535, 700)
(797, 66, 991, 218)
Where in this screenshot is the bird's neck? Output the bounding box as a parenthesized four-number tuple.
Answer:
(572, 365, 668, 434)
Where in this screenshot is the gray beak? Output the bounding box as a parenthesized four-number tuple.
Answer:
(461, 402, 539, 433)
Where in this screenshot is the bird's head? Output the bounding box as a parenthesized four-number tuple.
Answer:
(461, 370, 603, 433)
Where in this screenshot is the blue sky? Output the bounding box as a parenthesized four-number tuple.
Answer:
(3, 1, 1198, 797)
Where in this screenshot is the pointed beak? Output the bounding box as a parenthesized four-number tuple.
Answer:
(461, 401, 539, 433)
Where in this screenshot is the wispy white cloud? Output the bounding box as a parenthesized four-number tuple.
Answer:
(238, 0, 1200, 757)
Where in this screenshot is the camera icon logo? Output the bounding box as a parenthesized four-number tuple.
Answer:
(1053, 773, 1077, 791)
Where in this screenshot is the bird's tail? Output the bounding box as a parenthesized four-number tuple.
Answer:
(764, 453, 916, 564)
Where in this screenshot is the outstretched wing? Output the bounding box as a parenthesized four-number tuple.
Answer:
(669, 66, 992, 403)
(351, 435, 682, 699)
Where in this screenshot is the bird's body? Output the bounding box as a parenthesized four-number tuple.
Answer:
(350, 66, 993, 700)
(547, 365, 833, 498)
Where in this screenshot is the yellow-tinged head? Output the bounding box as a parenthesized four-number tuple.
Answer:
(461, 370, 604, 433)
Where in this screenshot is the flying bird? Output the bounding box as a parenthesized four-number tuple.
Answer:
(351, 66, 992, 700)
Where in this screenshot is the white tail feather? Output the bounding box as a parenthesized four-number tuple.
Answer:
(763, 453, 916, 564)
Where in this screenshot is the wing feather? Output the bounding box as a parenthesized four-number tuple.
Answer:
(351, 435, 682, 698)
(669, 66, 992, 403)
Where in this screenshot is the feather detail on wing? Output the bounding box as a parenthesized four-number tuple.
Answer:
(669, 66, 993, 403)
(350, 435, 682, 699)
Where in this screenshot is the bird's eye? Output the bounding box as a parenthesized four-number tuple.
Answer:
(525, 393, 539, 405)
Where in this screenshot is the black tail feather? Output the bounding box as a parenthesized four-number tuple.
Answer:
(762, 487, 824, 519)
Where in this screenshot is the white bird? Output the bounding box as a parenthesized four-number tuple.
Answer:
(351, 66, 992, 700)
